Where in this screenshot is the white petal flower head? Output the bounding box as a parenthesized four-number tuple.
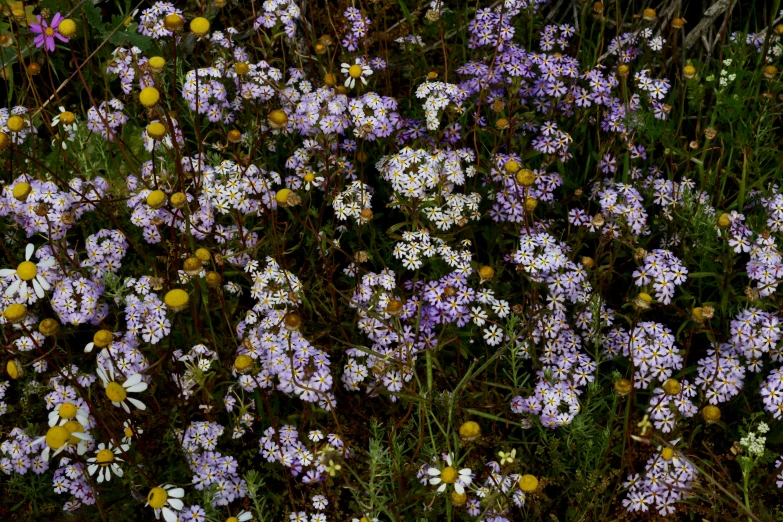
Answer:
(97, 361, 148, 413)
(0, 243, 56, 302)
(48, 401, 90, 428)
(427, 453, 473, 494)
(87, 442, 129, 483)
(147, 484, 185, 522)
(341, 59, 373, 89)
(34, 423, 93, 461)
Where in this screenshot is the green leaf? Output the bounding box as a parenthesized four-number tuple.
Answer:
(83, 1, 103, 30)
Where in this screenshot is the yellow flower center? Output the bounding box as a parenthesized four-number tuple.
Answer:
(64, 420, 84, 444)
(146, 189, 166, 209)
(96, 448, 115, 464)
(164, 289, 190, 310)
(45, 27, 55, 37)
(60, 111, 76, 124)
(519, 474, 539, 493)
(94, 329, 113, 348)
(234, 354, 253, 372)
(148, 487, 168, 508)
(661, 447, 675, 461)
(304, 173, 316, 183)
(17, 261, 37, 281)
(59, 402, 78, 419)
(440, 466, 458, 484)
(6, 116, 25, 133)
(195, 248, 211, 262)
(6, 359, 21, 379)
(459, 421, 481, 439)
(45, 426, 70, 449)
(147, 122, 167, 140)
(58, 19, 77, 38)
(106, 381, 127, 402)
(12, 182, 31, 201)
(275, 189, 292, 205)
(124, 426, 134, 438)
(3, 303, 27, 323)
(190, 17, 210, 36)
(227, 518, 239, 522)
(139, 87, 160, 107)
(348, 64, 363, 78)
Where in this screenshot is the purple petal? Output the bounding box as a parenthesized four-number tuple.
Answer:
(29, 23, 42, 34)
(46, 37, 55, 52)
(33, 35, 45, 48)
(54, 33, 69, 43)
(51, 13, 64, 27)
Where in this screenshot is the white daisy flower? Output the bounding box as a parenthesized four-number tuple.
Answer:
(48, 401, 89, 428)
(228, 511, 253, 522)
(87, 442, 129, 483)
(0, 243, 56, 301)
(146, 484, 185, 522)
(341, 59, 373, 89)
(34, 423, 92, 461)
(122, 419, 143, 444)
(96, 361, 148, 413)
(427, 453, 473, 494)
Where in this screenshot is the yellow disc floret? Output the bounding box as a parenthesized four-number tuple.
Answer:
(478, 266, 495, 281)
(348, 64, 363, 78)
(148, 487, 168, 509)
(58, 19, 78, 38)
(195, 248, 211, 262)
(12, 182, 31, 201)
(614, 378, 632, 396)
(96, 448, 114, 464)
(64, 420, 85, 444)
(6, 359, 21, 379)
(0, 131, 9, 152)
(234, 354, 253, 372)
(440, 466, 458, 484)
(147, 122, 167, 140)
(139, 87, 160, 107)
(59, 111, 76, 125)
(519, 474, 539, 492)
(58, 402, 78, 419)
(524, 196, 538, 212)
(6, 115, 25, 133)
(4, 303, 27, 324)
(106, 381, 127, 403)
(275, 188, 292, 206)
(662, 378, 681, 396)
(164, 289, 190, 311)
(190, 17, 210, 36)
(458, 421, 481, 440)
(516, 169, 536, 187)
(170, 192, 187, 208)
(164, 14, 184, 31)
(94, 329, 113, 349)
(702, 405, 721, 424)
(17, 261, 37, 281)
(147, 189, 167, 209)
(235, 62, 250, 75)
(268, 109, 288, 129)
(661, 447, 675, 461)
(148, 56, 166, 73)
(45, 426, 70, 449)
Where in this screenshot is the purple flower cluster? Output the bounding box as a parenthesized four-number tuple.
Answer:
(253, 0, 300, 39)
(86, 99, 129, 141)
(605, 322, 682, 389)
(85, 229, 128, 278)
(259, 425, 350, 484)
(623, 442, 698, 515)
(178, 422, 247, 506)
(341, 8, 370, 51)
(632, 249, 688, 304)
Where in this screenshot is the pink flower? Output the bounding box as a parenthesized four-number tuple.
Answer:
(29, 13, 68, 52)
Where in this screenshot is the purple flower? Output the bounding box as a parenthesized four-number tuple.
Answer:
(30, 13, 69, 52)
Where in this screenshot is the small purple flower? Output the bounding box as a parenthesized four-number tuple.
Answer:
(30, 13, 69, 52)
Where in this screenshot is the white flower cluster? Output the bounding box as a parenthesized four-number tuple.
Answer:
(740, 422, 769, 457)
(376, 147, 476, 199)
(392, 231, 472, 271)
(332, 181, 373, 223)
(415, 81, 464, 130)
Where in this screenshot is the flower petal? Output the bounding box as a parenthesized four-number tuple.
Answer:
(25, 244, 34, 261)
(126, 397, 147, 410)
(123, 373, 143, 388)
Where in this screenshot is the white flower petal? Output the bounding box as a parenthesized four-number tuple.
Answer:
(36, 274, 50, 291)
(123, 373, 143, 388)
(126, 397, 146, 410)
(167, 498, 184, 510)
(167, 487, 185, 498)
(162, 507, 177, 522)
(25, 243, 34, 261)
(454, 483, 464, 495)
(32, 278, 44, 299)
(5, 278, 21, 297)
(125, 382, 148, 393)
(427, 468, 441, 476)
(0, 269, 16, 277)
